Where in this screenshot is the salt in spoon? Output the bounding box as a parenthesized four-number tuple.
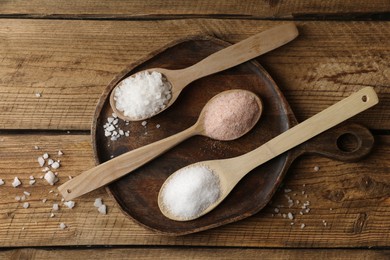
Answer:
(158, 87, 378, 221)
(58, 89, 262, 200)
(110, 22, 298, 121)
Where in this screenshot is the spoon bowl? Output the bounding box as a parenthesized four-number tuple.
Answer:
(158, 87, 379, 221)
(59, 89, 262, 200)
(110, 23, 298, 121)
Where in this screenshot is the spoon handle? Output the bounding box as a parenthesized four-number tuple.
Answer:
(58, 125, 198, 200)
(179, 23, 298, 87)
(230, 87, 378, 178)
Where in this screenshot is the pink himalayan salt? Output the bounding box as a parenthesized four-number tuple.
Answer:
(203, 91, 260, 140)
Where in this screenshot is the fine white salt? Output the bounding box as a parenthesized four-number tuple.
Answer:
(114, 71, 172, 119)
(160, 165, 220, 220)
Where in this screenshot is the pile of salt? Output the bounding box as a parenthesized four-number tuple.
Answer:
(160, 165, 220, 220)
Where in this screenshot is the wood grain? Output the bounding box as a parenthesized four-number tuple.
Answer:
(0, 133, 389, 247)
(0, 19, 389, 130)
(1, 0, 390, 19)
(1, 248, 389, 259)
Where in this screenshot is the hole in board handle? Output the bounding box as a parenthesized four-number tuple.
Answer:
(67, 189, 71, 193)
(362, 95, 368, 102)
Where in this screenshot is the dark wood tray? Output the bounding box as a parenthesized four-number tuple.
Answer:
(91, 36, 374, 235)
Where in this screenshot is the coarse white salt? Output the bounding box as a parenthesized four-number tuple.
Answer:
(288, 212, 294, 220)
(23, 191, 31, 196)
(23, 202, 29, 209)
(44, 171, 58, 185)
(58, 150, 63, 156)
(52, 203, 59, 211)
(38, 157, 45, 167)
(114, 71, 172, 119)
(94, 198, 103, 208)
(51, 161, 60, 169)
(64, 201, 75, 209)
(12, 177, 21, 188)
(29, 180, 36, 185)
(48, 159, 54, 166)
(59, 223, 66, 230)
(156, 124, 160, 129)
(141, 121, 147, 127)
(98, 204, 107, 215)
(43, 153, 49, 159)
(160, 165, 220, 220)
(0, 179, 4, 185)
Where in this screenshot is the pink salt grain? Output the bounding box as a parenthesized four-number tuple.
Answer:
(203, 91, 260, 140)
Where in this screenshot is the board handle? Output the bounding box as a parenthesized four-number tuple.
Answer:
(299, 123, 374, 162)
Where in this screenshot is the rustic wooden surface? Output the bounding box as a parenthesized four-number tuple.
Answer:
(1, 0, 389, 258)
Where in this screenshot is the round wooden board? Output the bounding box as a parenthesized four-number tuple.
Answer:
(92, 36, 295, 235)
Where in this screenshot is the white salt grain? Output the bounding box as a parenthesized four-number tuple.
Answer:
(58, 150, 63, 156)
(98, 204, 107, 215)
(35, 92, 41, 98)
(161, 165, 220, 220)
(288, 212, 294, 220)
(48, 159, 54, 166)
(64, 201, 75, 209)
(38, 157, 45, 167)
(141, 121, 147, 127)
(59, 223, 66, 229)
(23, 202, 29, 209)
(15, 196, 21, 201)
(43, 153, 49, 159)
(94, 198, 103, 208)
(42, 198, 47, 203)
(314, 166, 320, 172)
(51, 161, 60, 169)
(52, 203, 59, 211)
(44, 171, 58, 185)
(29, 180, 36, 185)
(12, 177, 21, 187)
(156, 124, 160, 129)
(24, 191, 31, 196)
(0, 179, 4, 186)
(50, 213, 55, 218)
(114, 71, 172, 119)
(301, 223, 306, 229)
(29, 176, 35, 180)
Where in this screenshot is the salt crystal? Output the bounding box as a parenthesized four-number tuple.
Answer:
(112, 113, 118, 118)
(119, 130, 124, 135)
(314, 166, 320, 172)
(38, 157, 45, 167)
(43, 153, 49, 159)
(52, 203, 59, 211)
(20, 195, 26, 201)
(68, 176, 73, 180)
(48, 159, 54, 165)
(106, 125, 115, 132)
(29, 180, 36, 185)
(51, 161, 60, 169)
(98, 204, 107, 215)
(125, 131, 130, 137)
(29, 176, 35, 180)
(0, 179, 4, 185)
(42, 198, 47, 203)
(44, 171, 58, 185)
(50, 213, 55, 218)
(35, 92, 41, 98)
(301, 223, 306, 229)
(42, 167, 50, 172)
(274, 208, 280, 213)
(288, 212, 294, 220)
(156, 124, 160, 129)
(94, 198, 103, 208)
(15, 196, 21, 201)
(113, 118, 118, 125)
(114, 71, 171, 119)
(59, 223, 66, 229)
(284, 189, 292, 193)
(23, 202, 29, 209)
(58, 150, 63, 156)
(63, 201, 75, 209)
(34, 146, 40, 150)
(12, 177, 21, 187)
(23, 191, 31, 196)
(141, 121, 147, 127)
(160, 165, 220, 220)
(104, 131, 111, 137)
(107, 117, 114, 123)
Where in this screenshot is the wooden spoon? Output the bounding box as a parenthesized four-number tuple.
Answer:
(58, 89, 262, 200)
(110, 22, 298, 121)
(158, 87, 379, 221)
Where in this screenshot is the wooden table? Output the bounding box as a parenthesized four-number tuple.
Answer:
(1, 1, 390, 259)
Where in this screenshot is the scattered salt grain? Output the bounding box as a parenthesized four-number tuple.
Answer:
(34, 146, 40, 150)
(68, 176, 73, 180)
(42, 198, 47, 203)
(52, 203, 59, 211)
(160, 165, 220, 220)
(59, 223, 66, 230)
(156, 124, 160, 129)
(314, 166, 320, 172)
(51, 161, 60, 169)
(12, 177, 21, 187)
(0, 179, 4, 186)
(94, 198, 103, 208)
(23, 191, 31, 196)
(43, 153, 49, 159)
(58, 150, 63, 156)
(301, 223, 306, 229)
(284, 189, 292, 193)
(48, 159, 54, 166)
(63, 201, 75, 209)
(113, 71, 172, 119)
(38, 157, 45, 167)
(141, 121, 147, 127)
(50, 213, 55, 218)
(35, 92, 41, 98)
(274, 208, 280, 213)
(44, 171, 58, 185)
(29, 176, 34, 180)
(287, 212, 294, 220)
(15, 196, 21, 201)
(23, 202, 29, 209)
(29, 180, 36, 185)
(98, 204, 107, 215)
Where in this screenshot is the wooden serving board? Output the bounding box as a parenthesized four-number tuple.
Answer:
(91, 36, 374, 235)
